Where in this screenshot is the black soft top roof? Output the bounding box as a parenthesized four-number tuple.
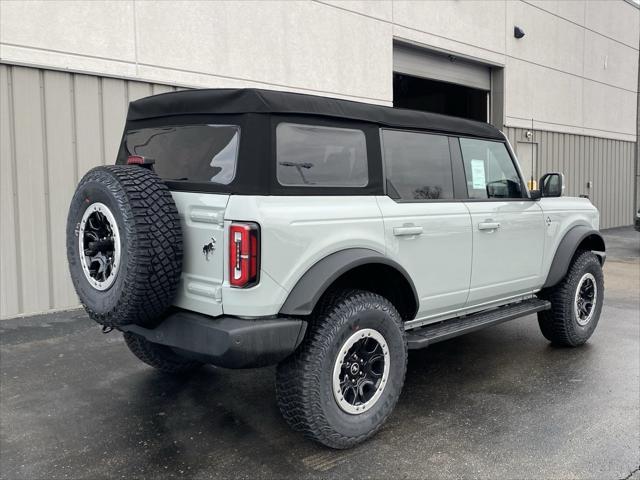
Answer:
(127, 88, 504, 140)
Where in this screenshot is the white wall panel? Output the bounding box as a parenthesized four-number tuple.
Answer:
(505, 57, 583, 128)
(0, 0, 136, 61)
(134, 0, 392, 102)
(582, 80, 637, 137)
(526, 0, 585, 25)
(506, 1, 584, 77)
(583, 30, 638, 92)
(392, 0, 506, 56)
(584, 0, 640, 49)
(319, 0, 393, 21)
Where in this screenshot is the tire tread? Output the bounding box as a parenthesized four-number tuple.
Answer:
(67, 165, 182, 327)
(538, 250, 604, 347)
(275, 289, 407, 449)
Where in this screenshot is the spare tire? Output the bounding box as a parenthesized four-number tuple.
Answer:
(66, 165, 182, 327)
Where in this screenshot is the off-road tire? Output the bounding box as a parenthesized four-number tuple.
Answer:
(124, 332, 203, 373)
(538, 250, 604, 347)
(66, 165, 182, 328)
(275, 289, 407, 449)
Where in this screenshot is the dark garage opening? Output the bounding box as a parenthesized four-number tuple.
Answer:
(393, 73, 488, 122)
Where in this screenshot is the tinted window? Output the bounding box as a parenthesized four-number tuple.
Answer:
(459, 138, 523, 199)
(125, 125, 239, 184)
(276, 123, 368, 187)
(382, 130, 454, 200)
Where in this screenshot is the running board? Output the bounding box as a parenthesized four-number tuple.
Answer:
(406, 298, 551, 350)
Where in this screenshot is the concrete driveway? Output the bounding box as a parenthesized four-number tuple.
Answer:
(1, 228, 638, 479)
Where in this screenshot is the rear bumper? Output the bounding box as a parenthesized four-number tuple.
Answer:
(120, 312, 307, 368)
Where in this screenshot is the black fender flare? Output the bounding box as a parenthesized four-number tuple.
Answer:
(279, 248, 419, 316)
(543, 225, 606, 288)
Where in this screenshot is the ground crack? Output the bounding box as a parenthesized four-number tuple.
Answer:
(619, 465, 640, 480)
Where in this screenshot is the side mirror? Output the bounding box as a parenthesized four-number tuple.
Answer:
(539, 172, 564, 198)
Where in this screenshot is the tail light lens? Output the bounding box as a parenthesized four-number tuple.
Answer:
(127, 155, 146, 165)
(229, 222, 260, 288)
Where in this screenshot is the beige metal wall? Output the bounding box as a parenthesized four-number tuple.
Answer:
(0, 64, 178, 319)
(505, 127, 637, 229)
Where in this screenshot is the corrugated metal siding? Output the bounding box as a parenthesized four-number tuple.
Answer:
(505, 127, 636, 229)
(0, 64, 179, 319)
(0, 64, 636, 318)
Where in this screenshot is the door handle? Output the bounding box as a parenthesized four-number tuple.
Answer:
(478, 222, 501, 231)
(393, 225, 423, 236)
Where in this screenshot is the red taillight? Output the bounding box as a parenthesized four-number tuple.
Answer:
(229, 222, 260, 288)
(127, 155, 145, 165)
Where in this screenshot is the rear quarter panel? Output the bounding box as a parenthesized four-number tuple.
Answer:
(223, 195, 385, 317)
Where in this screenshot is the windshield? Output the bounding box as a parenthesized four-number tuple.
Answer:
(125, 124, 240, 184)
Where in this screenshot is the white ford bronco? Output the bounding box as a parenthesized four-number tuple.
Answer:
(67, 88, 605, 449)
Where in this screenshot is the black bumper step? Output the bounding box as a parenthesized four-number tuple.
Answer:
(120, 312, 307, 369)
(406, 298, 551, 350)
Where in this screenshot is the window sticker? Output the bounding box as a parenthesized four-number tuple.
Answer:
(470, 159, 486, 189)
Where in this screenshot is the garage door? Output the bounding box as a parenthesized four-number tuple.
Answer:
(393, 42, 491, 91)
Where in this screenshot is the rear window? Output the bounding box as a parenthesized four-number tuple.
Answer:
(125, 125, 240, 184)
(276, 123, 368, 187)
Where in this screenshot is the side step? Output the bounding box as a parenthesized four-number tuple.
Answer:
(406, 298, 551, 350)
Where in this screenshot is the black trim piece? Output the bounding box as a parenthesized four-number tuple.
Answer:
(279, 248, 419, 316)
(406, 298, 551, 349)
(462, 197, 536, 203)
(448, 136, 468, 199)
(543, 226, 606, 288)
(120, 311, 307, 369)
(501, 132, 531, 200)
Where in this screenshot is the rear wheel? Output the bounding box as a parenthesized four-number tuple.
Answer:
(275, 290, 407, 449)
(538, 250, 604, 346)
(124, 332, 203, 374)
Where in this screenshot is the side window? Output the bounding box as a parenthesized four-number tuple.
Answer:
(382, 130, 454, 200)
(276, 123, 368, 187)
(459, 138, 524, 199)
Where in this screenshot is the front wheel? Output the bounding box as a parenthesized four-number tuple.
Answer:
(538, 250, 604, 347)
(275, 290, 407, 449)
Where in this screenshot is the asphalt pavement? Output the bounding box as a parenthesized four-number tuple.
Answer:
(1, 228, 638, 479)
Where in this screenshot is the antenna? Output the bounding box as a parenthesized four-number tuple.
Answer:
(531, 118, 534, 189)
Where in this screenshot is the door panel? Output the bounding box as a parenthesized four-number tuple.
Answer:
(465, 201, 545, 305)
(377, 196, 472, 318)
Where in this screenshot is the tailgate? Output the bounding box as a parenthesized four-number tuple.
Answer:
(170, 191, 229, 316)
